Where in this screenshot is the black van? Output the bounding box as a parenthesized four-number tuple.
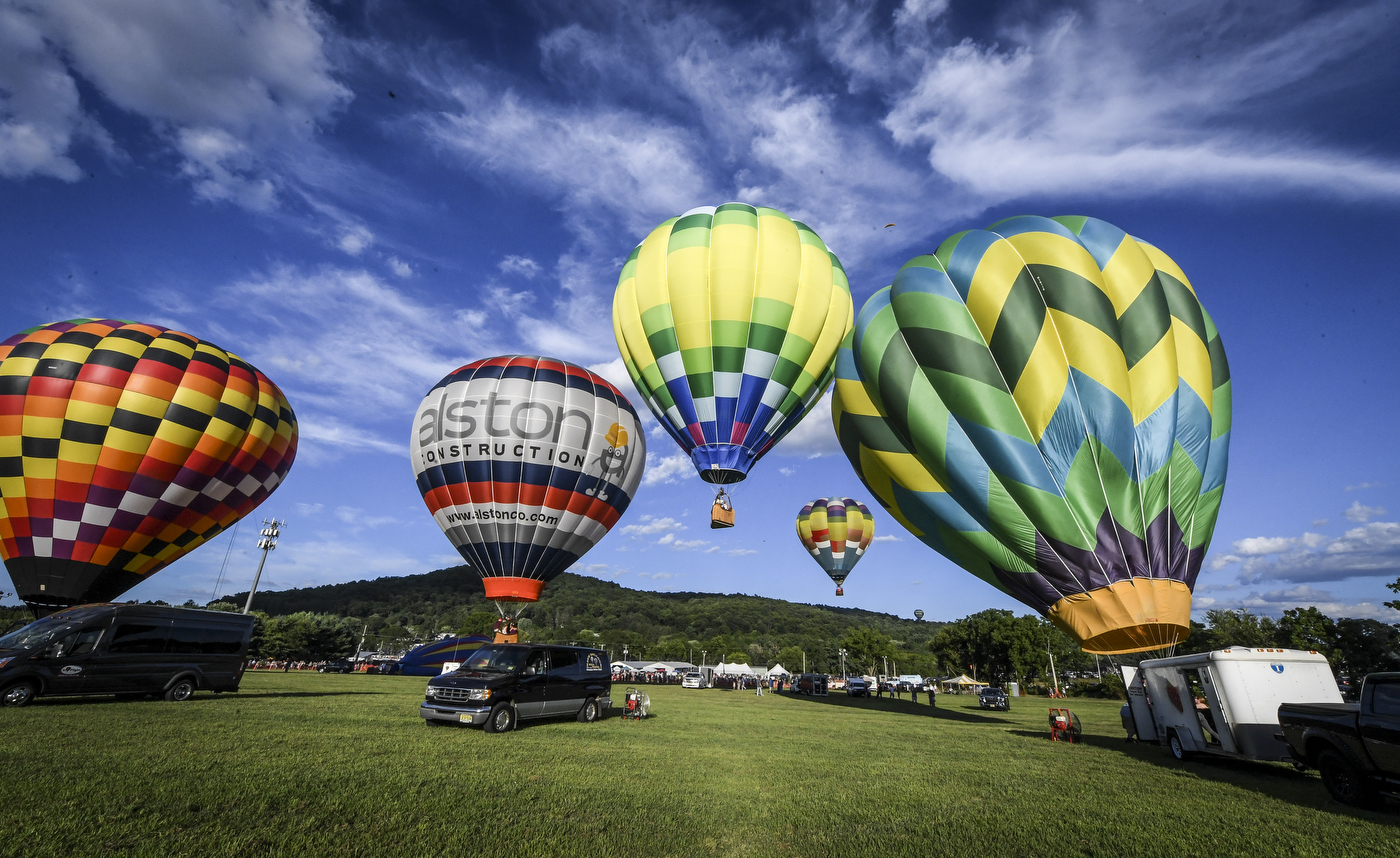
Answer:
(0, 603, 254, 707)
(421, 643, 611, 732)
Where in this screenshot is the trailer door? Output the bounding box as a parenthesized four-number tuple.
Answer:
(1198, 666, 1239, 754)
(1121, 665, 1157, 742)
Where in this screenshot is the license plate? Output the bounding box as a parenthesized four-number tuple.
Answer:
(459, 713, 471, 722)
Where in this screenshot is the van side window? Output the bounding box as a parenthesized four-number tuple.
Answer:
(200, 626, 247, 655)
(108, 622, 170, 654)
(524, 649, 549, 676)
(45, 625, 105, 658)
(167, 624, 203, 654)
(1372, 681, 1400, 716)
(548, 649, 579, 676)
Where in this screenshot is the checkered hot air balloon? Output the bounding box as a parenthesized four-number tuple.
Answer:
(832, 216, 1231, 654)
(612, 203, 854, 517)
(410, 356, 645, 609)
(796, 496, 874, 596)
(0, 319, 298, 616)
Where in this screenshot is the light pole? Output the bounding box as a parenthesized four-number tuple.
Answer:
(243, 518, 286, 614)
(838, 648, 847, 678)
(701, 650, 707, 668)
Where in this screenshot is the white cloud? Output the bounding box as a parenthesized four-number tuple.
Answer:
(642, 453, 696, 487)
(655, 532, 708, 550)
(387, 257, 414, 278)
(334, 506, 396, 528)
(1346, 482, 1388, 492)
(620, 515, 685, 536)
(637, 571, 676, 580)
(779, 467, 795, 477)
(0, 0, 351, 208)
(881, 1, 1400, 201)
(337, 225, 374, 256)
(499, 255, 542, 278)
(1209, 520, 1400, 585)
(1192, 584, 1400, 622)
(772, 390, 841, 459)
(872, 534, 902, 543)
(1344, 501, 1387, 523)
(294, 502, 324, 516)
(1312, 519, 1329, 528)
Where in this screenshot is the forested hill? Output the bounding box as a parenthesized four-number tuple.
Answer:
(219, 567, 944, 667)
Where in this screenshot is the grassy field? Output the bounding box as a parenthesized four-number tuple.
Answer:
(0, 672, 1394, 858)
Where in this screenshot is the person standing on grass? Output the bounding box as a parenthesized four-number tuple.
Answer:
(911, 683, 919, 704)
(756, 677, 764, 697)
(876, 681, 884, 700)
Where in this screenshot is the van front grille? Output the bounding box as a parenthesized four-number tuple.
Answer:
(431, 686, 477, 703)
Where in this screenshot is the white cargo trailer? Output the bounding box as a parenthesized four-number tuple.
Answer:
(1121, 647, 1341, 762)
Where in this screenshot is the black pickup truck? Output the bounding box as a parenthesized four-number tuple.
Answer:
(1278, 672, 1400, 808)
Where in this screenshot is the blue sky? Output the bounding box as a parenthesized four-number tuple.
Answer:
(2, 0, 1398, 623)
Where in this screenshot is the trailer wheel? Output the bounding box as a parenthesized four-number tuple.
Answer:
(1168, 730, 1191, 761)
(1317, 749, 1381, 809)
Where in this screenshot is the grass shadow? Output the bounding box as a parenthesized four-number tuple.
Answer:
(780, 691, 1008, 724)
(1006, 728, 1400, 821)
(30, 690, 383, 707)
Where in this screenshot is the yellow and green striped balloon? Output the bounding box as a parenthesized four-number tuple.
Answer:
(613, 203, 853, 485)
(833, 216, 1230, 654)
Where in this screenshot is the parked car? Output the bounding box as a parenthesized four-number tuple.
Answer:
(846, 677, 870, 698)
(0, 604, 254, 707)
(979, 687, 1010, 711)
(681, 671, 706, 688)
(318, 659, 354, 674)
(420, 644, 611, 732)
(1279, 672, 1400, 808)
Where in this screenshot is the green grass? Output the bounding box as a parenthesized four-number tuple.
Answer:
(0, 673, 1394, 858)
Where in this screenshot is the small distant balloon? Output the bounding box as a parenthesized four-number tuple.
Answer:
(796, 495, 873, 597)
(884, 223, 896, 229)
(914, 609, 924, 621)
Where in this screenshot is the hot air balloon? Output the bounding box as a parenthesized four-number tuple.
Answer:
(914, 609, 924, 620)
(796, 495, 874, 596)
(612, 203, 853, 525)
(832, 216, 1230, 654)
(0, 319, 298, 616)
(410, 356, 645, 621)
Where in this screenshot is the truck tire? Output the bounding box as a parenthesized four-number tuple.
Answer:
(577, 696, 599, 723)
(2, 681, 37, 708)
(484, 702, 515, 733)
(1317, 749, 1381, 809)
(164, 677, 196, 702)
(1168, 730, 1191, 761)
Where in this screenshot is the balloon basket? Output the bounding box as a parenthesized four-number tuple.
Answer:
(710, 489, 735, 529)
(835, 587, 843, 596)
(493, 633, 519, 644)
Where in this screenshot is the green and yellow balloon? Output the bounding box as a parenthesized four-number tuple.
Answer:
(612, 204, 853, 493)
(833, 216, 1230, 654)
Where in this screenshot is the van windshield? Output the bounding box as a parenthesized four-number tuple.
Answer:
(459, 646, 527, 673)
(0, 616, 74, 652)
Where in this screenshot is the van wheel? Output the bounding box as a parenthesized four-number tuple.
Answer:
(164, 678, 196, 702)
(1317, 749, 1381, 809)
(484, 702, 515, 733)
(578, 696, 599, 723)
(2, 681, 37, 708)
(1168, 731, 1190, 761)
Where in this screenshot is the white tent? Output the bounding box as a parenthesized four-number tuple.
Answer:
(714, 661, 758, 676)
(766, 664, 791, 677)
(643, 661, 696, 673)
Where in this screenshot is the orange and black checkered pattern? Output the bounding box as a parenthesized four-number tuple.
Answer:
(0, 319, 298, 613)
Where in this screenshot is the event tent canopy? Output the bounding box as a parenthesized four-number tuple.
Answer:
(714, 662, 758, 676)
(767, 664, 791, 676)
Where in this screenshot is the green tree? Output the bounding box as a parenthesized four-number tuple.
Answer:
(724, 651, 750, 664)
(1386, 576, 1400, 612)
(776, 646, 804, 673)
(1202, 609, 1277, 649)
(456, 609, 497, 637)
(1334, 618, 1400, 685)
(1274, 607, 1338, 657)
(841, 627, 895, 676)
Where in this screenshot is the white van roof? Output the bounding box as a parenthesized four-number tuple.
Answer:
(1140, 647, 1329, 669)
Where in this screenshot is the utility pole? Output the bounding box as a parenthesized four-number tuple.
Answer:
(242, 518, 285, 614)
(802, 651, 806, 673)
(1046, 634, 1060, 696)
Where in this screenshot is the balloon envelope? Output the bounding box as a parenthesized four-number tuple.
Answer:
(410, 355, 645, 602)
(832, 216, 1231, 653)
(612, 203, 853, 485)
(795, 496, 874, 592)
(0, 319, 299, 615)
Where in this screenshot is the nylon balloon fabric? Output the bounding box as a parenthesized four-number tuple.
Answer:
(0, 319, 299, 615)
(410, 355, 645, 603)
(796, 496, 874, 593)
(832, 217, 1231, 653)
(613, 203, 853, 485)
